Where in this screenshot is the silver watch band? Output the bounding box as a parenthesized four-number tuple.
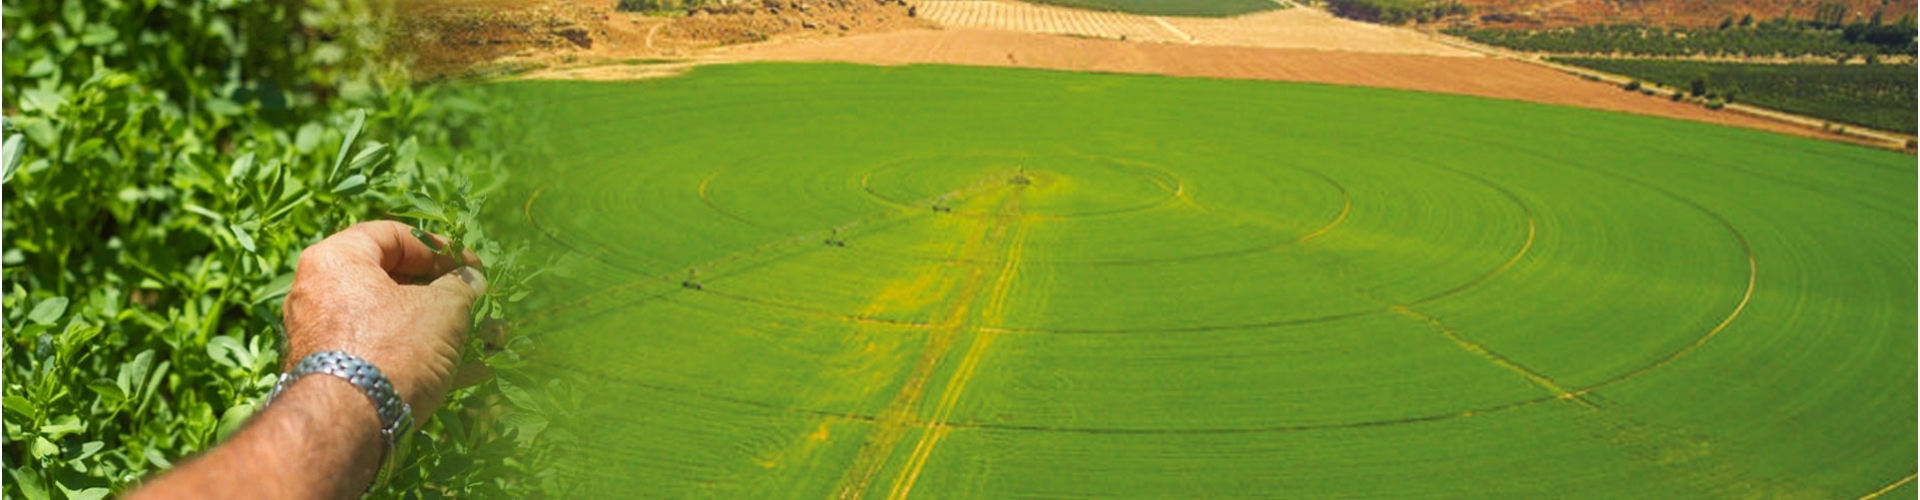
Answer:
(269, 350, 415, 447)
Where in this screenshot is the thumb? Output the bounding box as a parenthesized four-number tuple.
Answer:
(431, 266, 489, 304)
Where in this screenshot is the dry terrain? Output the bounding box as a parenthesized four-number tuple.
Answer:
(390, 0, 1909, 148)
(914, 0, 1478, 56)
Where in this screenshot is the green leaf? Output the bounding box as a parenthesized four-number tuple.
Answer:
(9, 467, 49, 500)
(348, 141, 388, 176)
(183, 203, 226, 222)
(206, 336, 249, 369)
(496, 377, 542, 411)
(24, 58, 55, 78)
(499, 411, 549, 446)
(205, 98, 245, 116)
(64, 138, 103, 162)
(79, 24, 117, 46)
(395, 137, 419, 173)
(331, 174, 368, 196)
(64, 488, 109, 500)
(215, 402, 258, 443)
(330, 109, 367, 183)
(121, 349, 155, 397)
(20, 89, 66, 114)
(29, 437, 59, 461)
(406, 191, 446, 221)
(251, 272, 296, 305)
(229, 222, 257, 253)
(26, 297, 68, 325)
(295, 122, 324, 153)
(3, 133, 25, 184)
(87, 379, 126, 404)
(143, 448, 173, 469)
(3, 395, 36, 417)
(139, 361, 170, 413)
(70, 441, 104, 461)
(39, 415, 83, 439)
(227, 152, 255, 184)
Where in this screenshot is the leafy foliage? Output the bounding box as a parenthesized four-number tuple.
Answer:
(1325, 0, 1469, 25)
(1451, 19, 1918, 58)
(1555, 57, 1918, 134)
(2, 0, 564, 497)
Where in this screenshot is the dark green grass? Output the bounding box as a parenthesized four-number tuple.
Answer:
(495, 63, 1914, 498)
(1553, 57, 1918, 133)
(1018, 0, 1279, 17)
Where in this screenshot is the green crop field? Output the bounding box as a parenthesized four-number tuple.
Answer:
(1018, 0, 1279, 17)
(497, 63, 1915, 498)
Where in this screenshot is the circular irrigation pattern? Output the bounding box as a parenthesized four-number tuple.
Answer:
(506, 65, 1915, 498)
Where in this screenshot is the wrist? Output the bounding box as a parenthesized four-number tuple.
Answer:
(253, 374, 389, 498)
(272, 350, 415, 446)
(286, 336, 440, 420)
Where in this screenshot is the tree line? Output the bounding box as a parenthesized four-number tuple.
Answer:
(1324, 0, 1469, 25)
(1452, 16, 1917, 60)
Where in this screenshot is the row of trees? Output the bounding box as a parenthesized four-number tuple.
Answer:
(1452, 19, 1917, 59)
(1324, 0, 1469, 25)
(1559, 57, 1918, 134)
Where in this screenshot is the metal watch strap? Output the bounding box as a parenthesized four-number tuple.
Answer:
(269, 350, 415, 447)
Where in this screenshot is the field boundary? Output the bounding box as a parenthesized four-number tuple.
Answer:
(1418, 31, 1917, 151)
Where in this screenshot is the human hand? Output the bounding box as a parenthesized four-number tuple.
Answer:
(281, 221, 486, 422)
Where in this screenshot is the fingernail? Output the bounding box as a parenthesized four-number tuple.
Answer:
(454, 266, 488, 296)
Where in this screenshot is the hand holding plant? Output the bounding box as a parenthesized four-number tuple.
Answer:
(283, 221, 486, 420)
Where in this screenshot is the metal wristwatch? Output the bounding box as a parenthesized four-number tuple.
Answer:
(268, 350, 415, 448)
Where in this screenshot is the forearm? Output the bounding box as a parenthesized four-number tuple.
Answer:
(127, 376, 386, 500)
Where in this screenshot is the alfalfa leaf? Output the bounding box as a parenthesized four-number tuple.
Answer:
(3, 133, 25, 184)
(405, 191, 446, 221)
(226, 152, 255, 184)
(329, 109, 366, 183)
(229, 222, 257, 253)
(26, 297, 68, 325)
(331, 174, 368, 196)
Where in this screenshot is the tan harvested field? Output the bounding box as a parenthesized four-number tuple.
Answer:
(1163, 8, 1475, 56)
(694, 28, 1871, 145)
(915, 0, 1479, 56)
(914, 0, 1187, 44)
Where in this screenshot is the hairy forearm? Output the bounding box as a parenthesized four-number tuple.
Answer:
(127, 376, 386, 500)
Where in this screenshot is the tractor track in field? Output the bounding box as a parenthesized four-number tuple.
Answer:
(1859, 473, 1918, 500)
(834, 181, 1031, 500)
